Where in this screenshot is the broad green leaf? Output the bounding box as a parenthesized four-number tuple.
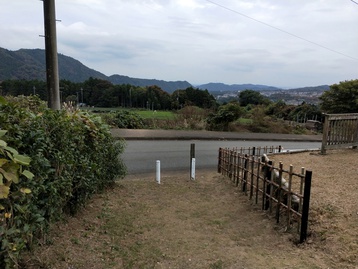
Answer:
(4, 146, 18, 155)
(36, 216, 45, 222)
(20, 188, 32, 194)
(0, 204, 4, 210)
(22, 170, 34, 179)
(0, 130, 7, 137)
(0, 158, 8, 167)
(0, 185, 10, 198)
(13, 154, 31, 166)
(2, 162, 20, 174)
(0, 139, 7, 147)
(0, 168, 19, 183)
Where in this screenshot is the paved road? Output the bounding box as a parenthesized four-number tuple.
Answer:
(116, 129, 322, 175)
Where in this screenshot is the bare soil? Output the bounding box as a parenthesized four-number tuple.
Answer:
(23, 149, 358, 269)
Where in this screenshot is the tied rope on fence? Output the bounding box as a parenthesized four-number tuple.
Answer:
(217, 146, 312, 243)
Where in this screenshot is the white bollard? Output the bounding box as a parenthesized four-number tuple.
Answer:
(156, 160, 161, 184)
(191, 158, 195, 180)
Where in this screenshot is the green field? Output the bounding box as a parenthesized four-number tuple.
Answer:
(237, 118, 253, 124)
(135, 110, 175, 120)
(84, 107, 176, 120)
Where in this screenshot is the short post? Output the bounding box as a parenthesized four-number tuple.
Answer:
(300, 170, 312, 243)
(218, 148, 222, 173)
(191, 158, 196, 180)
(190, 143, 195, 179)
(156, 160, 161, 184)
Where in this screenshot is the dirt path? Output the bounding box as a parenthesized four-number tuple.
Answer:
(24, 150, 358, 269)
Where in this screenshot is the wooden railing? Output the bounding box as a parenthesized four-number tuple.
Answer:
(321, 113, 358, 154)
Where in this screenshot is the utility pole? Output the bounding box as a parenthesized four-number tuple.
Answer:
(43, 0, 60, 110)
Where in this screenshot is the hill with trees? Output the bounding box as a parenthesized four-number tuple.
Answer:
(0, 47, 191, 92)
(197, 82, 282, 92)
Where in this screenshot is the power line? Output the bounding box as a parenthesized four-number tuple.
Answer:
(205, 0, 358, 61)
(351, 0, 358, 5)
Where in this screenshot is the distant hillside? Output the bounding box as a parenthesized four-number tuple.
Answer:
(0, 47, 191, 92)
(0, 47, 330, 94)
(0, 47, 107, 82)
(109, 75, 191, 93)
(197, 82, 282, 92)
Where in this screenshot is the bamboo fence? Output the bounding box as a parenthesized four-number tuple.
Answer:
(218, 147, 312, 243)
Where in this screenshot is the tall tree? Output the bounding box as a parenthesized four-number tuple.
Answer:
(319, 79, 358, 113)
(238, 90, 270, 107)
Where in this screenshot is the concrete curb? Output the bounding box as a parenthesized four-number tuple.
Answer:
(111, 128, 323, 142)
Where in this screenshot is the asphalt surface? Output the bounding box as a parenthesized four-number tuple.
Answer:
(111, 128, 322, 142)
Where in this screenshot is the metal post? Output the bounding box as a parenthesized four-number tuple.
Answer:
(156, 160, 161, 184)
(43, 0, 60, 110)
(191, 158, 195, 180)
(190, 143, 195, 179)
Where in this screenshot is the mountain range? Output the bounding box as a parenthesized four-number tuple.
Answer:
(0, 47, 328, 93)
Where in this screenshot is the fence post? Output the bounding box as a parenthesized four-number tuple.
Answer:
(242, 154, 248, 193)
(229, 150, 233, 181)
(321, 114, 329, 154)
(249, 155, 255, 199)
(218, 148, 222, 173)
(255, 156, 261, 204)
(275, 162, 283, 223)
(262, 160, 272, 210)
(300, 170, 312, 243)
(235, 153, 240, 187)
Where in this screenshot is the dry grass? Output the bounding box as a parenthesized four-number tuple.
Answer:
(270, 149, 358, 269)
(21, 149, 358, 269)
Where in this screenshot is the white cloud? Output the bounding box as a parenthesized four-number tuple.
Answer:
(0, 0, 357, 87)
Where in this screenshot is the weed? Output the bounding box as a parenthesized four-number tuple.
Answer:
(210, 259, 224, 269)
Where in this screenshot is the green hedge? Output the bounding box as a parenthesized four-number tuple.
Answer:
(101, 110, 145, 129)
(0, 96, 126, 268)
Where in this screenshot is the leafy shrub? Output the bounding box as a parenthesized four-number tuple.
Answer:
(206, 102, 244, 131)
(101, 110, 144, 129)
(0, 96, 126, 268)
(0, 130, 35, 269)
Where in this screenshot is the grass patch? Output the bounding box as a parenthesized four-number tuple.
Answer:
(85, 107, 176, 120)
(237, 118, 253, 124)
(135, 110, 175, 120)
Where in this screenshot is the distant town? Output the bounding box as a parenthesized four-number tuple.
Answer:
(214, 87, 327, 105)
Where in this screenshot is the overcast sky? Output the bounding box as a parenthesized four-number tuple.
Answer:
(1, 0, 357, 88)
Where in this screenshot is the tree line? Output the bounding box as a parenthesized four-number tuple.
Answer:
(1, 78, 357, 132)
(0, 77, 217, 110)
